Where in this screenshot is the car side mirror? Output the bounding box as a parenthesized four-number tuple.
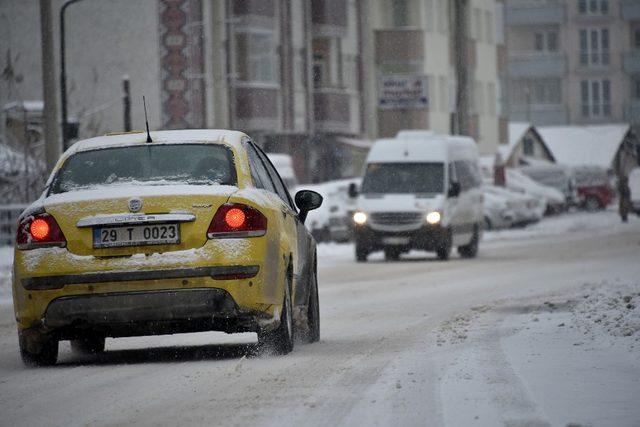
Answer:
(295, 190, 323, 224)
(348, 182, 358, 198)
(448, 182, 461, 198)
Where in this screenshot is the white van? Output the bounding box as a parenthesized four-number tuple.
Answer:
(350, 131, 483, 261)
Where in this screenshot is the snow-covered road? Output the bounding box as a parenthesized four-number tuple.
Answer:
(0, 211, 638, 426)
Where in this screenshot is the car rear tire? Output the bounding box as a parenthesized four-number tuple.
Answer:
(71, 336, 106, 355)
(302, 262, 320, 344)
(436, 229, 452, 261)
(19, 331, 58, 367)
(458, 224, 479, 258)
(258, 274, 294, 355)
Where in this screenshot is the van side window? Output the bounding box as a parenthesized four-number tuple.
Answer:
(454, 161, 471, 191)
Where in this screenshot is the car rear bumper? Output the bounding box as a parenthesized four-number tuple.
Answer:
(354, 224, 447, 251)
(35, 288, 271, 339)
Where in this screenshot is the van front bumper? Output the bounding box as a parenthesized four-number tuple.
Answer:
(354, 224, 448, 252)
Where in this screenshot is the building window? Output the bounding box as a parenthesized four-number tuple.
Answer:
(634, 28, 640, 49)
(534, 31, 558, 52)
(580, 28, 610, 66)
(235, 31, 278, 84)
(312, 37, 342, 89)
(579, 0, 609, 14)
(523, 137, 535, 156)
(581, 79, 611, 118)
(634, 77, 640, 99)
(392, 0, 408, 27)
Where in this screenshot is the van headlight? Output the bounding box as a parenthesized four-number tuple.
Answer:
(426, 211, 441, 225)
(353, 211, 367, 225)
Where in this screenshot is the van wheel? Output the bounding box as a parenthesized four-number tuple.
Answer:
(436, 229, 452, 261)
(258, 274, 294, 355)
(19, 331, 58, 367)
(71, 336, 106, 355)
(458, 224, 479, 258)
(384, 247, 401, 261)
(584, 196, 601, 212)
(355, 241, 368, 262)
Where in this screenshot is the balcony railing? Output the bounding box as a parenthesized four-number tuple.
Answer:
(622, 0, 640, 20)
(375, 29, 424, 64)
(505, 1, 566, 25)
(508, 52, 566, 77)
(623, 52, 640, 74)
(509, 103, 569, 126)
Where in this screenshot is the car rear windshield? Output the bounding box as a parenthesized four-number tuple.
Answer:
(50, 144, 236, 194)
(361, 162, 444, 195)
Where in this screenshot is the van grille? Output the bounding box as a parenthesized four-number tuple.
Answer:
(369, 212, 424, 227)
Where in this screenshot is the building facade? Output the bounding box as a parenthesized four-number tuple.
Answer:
(362, 0, 501, 155)
(1, 0, 503, 182)
(505, 0, 640, 127)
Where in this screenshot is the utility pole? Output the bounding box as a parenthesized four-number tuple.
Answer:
(40, 0, 61, 173)
(123, 75, 131, 131)
(454, 0, 470, 136)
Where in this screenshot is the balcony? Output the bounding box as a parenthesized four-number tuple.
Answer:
(313, 88, 352, 133)
(623, 52, 640, 74)
(375, 29, 424, 65)
(509, 104, 569, 126)
(508, 53, 567, 77)
(311, 0, 347, 37)
(622, 0, 640, 20)
(234, 85, 280, 130)
(505, 1, 566, 26)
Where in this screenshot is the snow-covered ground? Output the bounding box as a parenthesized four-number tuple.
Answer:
(0, 210, 638, 426)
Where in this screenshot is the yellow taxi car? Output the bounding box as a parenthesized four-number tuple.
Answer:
(13, 129, 322, 366)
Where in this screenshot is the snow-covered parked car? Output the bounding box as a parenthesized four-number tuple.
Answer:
(297, 178, 361, 243)
(482, 187, 515, 230)
(506, 168, 566, 215)
(519, 164, 576, 206)
(482, 184, 543, 229)
(570, 165, 614, 211)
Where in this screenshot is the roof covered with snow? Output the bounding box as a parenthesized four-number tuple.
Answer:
(497, 122, 545, 163)
(537, 124, 630, 169)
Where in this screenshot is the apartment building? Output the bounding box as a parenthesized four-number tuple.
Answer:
(207, 0, 365, 181)
(362, 0, 501, 155)
(505, 0, 640, 127)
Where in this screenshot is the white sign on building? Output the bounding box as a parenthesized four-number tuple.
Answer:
(378, 75, 429, 110)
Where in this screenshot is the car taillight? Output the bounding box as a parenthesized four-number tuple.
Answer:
(16, 213, 67, 249)
(207, 203, 267, 238)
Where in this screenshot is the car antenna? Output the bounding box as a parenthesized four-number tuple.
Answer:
(143, 95, 153, 143)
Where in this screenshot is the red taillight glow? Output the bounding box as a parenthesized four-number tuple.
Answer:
(207, 203, 267, 238)
(225, 208, 246, 229)
(16, 213, 67, 249)
(30, 219, 50, 240)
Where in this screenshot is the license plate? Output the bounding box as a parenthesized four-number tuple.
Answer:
(382, 236, 410, 245)
(93, 223, 180, 248)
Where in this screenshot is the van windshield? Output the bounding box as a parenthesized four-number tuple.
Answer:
(361, 162, 444, 195)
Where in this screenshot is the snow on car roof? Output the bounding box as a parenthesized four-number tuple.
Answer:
(66, 129, 247, 156)
(537, 124, 629, 169)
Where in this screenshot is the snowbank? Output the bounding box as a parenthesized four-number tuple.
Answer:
(0, 246, 13, 304)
